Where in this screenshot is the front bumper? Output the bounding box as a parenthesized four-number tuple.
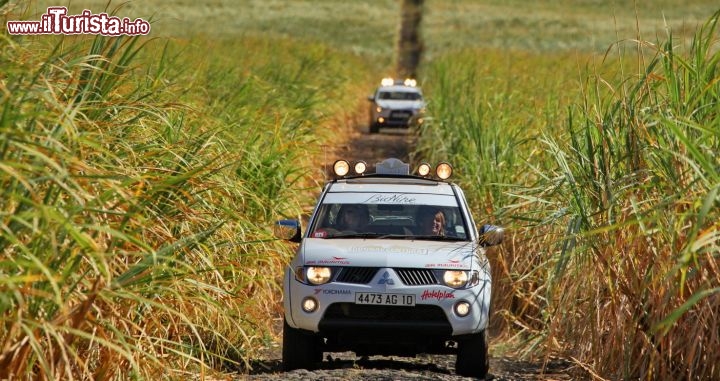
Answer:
(372, 109, 422, 127)
(284, 267, 491, 337)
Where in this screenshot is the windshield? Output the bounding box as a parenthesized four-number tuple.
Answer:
(308, 201, 469, 241)
(377, 91, 423, 101)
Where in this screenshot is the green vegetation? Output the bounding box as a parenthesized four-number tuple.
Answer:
(2, 0, 719, 379)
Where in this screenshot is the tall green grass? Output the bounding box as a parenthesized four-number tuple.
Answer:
(418, 10, 720, 380)
(0, 5, 373, 377)
(414, 48, 583, 226)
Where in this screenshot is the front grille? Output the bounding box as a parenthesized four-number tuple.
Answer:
(395, 268, 438, 285)
(335, 267, 378, 284)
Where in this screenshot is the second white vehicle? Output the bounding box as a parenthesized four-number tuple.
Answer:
(367, 78, 425, 133)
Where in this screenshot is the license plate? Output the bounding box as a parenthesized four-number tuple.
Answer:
(355, 292, 415, 306)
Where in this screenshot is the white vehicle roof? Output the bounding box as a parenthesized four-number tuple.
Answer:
(377, 85, 422, 92)
(329, 177, 453, 194)
(324, 178, 455, 206)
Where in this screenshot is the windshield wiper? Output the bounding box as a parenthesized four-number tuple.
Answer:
(323, 232, 466, 241)
(325, 232, 386, 239)
(406, 235, 466, 241)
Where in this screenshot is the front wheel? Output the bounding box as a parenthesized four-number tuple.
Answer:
(455, 330, 489, 378)
(369, 123, 380, 133)
(282, 318, 322, 371)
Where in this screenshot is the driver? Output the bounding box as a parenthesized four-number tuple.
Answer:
(336, 204, 370, 232)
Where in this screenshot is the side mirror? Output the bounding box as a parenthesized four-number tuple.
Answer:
(478, 224, 504, 247)
(367, 95, 375, 101)
(274, 219, 301, 243)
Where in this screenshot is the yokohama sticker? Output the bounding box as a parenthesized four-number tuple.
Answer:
(314, 288, 351, 295)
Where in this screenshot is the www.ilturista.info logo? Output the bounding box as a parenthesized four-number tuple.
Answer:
(6, 7, 150, 36)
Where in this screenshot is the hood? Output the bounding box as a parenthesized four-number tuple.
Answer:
(377, 99, 424, 110)
(300, 238, 476, 269)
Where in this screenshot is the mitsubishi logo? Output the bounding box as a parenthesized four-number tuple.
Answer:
(378, 271, 394, 285)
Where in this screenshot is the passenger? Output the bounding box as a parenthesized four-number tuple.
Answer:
(417, 207, 446, 237)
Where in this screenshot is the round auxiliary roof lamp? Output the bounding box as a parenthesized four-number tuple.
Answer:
(354, 160, 367, 175)
(417, 162, 432, 177)
(436, 162, 453, 180)
(333, 160, 350, 177)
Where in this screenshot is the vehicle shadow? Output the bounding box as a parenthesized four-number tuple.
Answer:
(246, 353, 454, 375)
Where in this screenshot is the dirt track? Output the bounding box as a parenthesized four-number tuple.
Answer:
(320, 124, 417, 175)
(245, 345, 578, 380)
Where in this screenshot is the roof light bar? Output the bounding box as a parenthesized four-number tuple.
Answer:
(332, 158, 452, 179)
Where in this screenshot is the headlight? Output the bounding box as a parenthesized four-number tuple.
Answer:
(306, 267, 332, 285)
(376, 106, 382, 112)
(443, 270, 468, 288)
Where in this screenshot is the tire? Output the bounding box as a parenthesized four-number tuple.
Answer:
(455, 330, 489, 378)
(282, 318, 322, 371)
(369, 123, 380, 133)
